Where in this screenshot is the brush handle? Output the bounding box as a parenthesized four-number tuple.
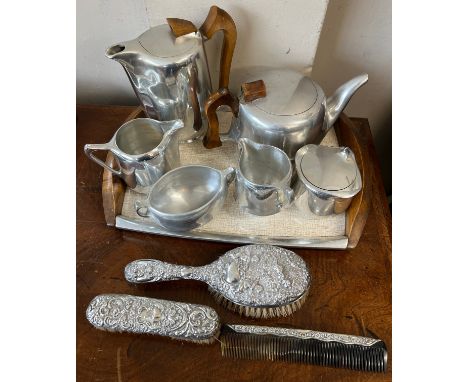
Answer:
(125, 259, 209, 283)
(86, 294, 220, 343)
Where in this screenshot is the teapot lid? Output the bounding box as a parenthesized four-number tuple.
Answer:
(296, 145, 358, 192)
(244, 69, 319, 116)
(138, 25, 198, 58)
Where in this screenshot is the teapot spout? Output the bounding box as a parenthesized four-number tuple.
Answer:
(325, 73, 368, 129)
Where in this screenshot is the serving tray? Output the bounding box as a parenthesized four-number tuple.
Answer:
(102, 107, 371, 249)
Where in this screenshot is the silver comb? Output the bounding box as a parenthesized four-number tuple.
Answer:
(221, 324, 387, 373)
(124, 244, 311, 318)
(86, 294, 220, 344)
(86, 295, 387, 373)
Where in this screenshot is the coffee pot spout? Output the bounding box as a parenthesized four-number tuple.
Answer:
(105, 40, 135, 61)
(325, 73, 368, 129)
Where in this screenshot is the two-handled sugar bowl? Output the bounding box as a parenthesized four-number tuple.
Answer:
(135, 165, 235, 231)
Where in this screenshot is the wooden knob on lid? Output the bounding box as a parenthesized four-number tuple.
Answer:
(166, 18, 198, 37)
(241, 80, 267, 103)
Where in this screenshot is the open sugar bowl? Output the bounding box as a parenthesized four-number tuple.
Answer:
(135, 165, 235, 231)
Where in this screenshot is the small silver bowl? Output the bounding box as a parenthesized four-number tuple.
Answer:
(293, 145, 362, 215)
(135, 165, 235, 231)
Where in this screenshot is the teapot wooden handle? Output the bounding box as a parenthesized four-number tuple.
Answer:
(200, 5, 237, 89)
(203, 88, 239, 149)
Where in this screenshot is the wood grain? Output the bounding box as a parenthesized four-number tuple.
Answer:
(166, 18, 198, 37)
(77, 105, 391, 382)
(241, 79, 267, 103)
(102, 107, 145, 225)
(200, 5, 237, 89)
(335, 113, 372, 248)
(203, 88, 239, 149)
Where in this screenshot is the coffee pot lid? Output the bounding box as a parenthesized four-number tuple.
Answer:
(245, 69, 319, 116)
(296, 145, 358, 191)
(138, 25, 198, 58)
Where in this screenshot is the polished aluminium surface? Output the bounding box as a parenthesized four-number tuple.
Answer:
(125, 244, 310, 310)
(236, 138, 293, 216)
(106, 25, 212, 142)
(294, 145, 362, 216)
(135, 165, 235, 231)
(116, 216, 349, 248)
(84, 118, 183, 191)
(225, 69, 368, 159)
(86, 294, 220, 343)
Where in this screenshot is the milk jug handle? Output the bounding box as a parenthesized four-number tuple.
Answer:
(84, 143, 122, 176)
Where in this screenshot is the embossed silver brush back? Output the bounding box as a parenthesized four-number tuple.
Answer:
(86, 294, 220, 344)
(221, 325, 387, 372)
(85, 297, 387, 373)
(125, 244, 311, 318)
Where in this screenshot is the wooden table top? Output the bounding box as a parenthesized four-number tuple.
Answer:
(77, 105, 392, 382)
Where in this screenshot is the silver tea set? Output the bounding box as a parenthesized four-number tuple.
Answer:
(84, 5, 367, 232)
(83, 6, 387, 373)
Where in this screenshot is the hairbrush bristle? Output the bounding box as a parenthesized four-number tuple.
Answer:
(209, 286, 309, 318)
(220, 329, 387, 372)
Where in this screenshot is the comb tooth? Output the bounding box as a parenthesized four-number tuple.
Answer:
(375, 349, 379, 372)
(373, 348, 378, 372)
(368, 347, 373, 372)
(221, 329, 386, 373)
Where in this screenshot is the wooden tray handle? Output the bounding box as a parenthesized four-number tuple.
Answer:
(200, 5, 237, 90)
(334, 113, 372, 248)
(203, 88, 239, 149)
(102, 107, 144, 225)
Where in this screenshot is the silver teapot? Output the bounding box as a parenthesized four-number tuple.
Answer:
(203, 68, 368, 159)
(106, 6, 237, 142)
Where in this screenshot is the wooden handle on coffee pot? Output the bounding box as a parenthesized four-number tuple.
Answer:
(200, 5, 237, 89)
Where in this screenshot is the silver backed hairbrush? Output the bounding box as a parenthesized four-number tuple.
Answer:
(124, 244, 311, 318)
(86, 294, 387, 373)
